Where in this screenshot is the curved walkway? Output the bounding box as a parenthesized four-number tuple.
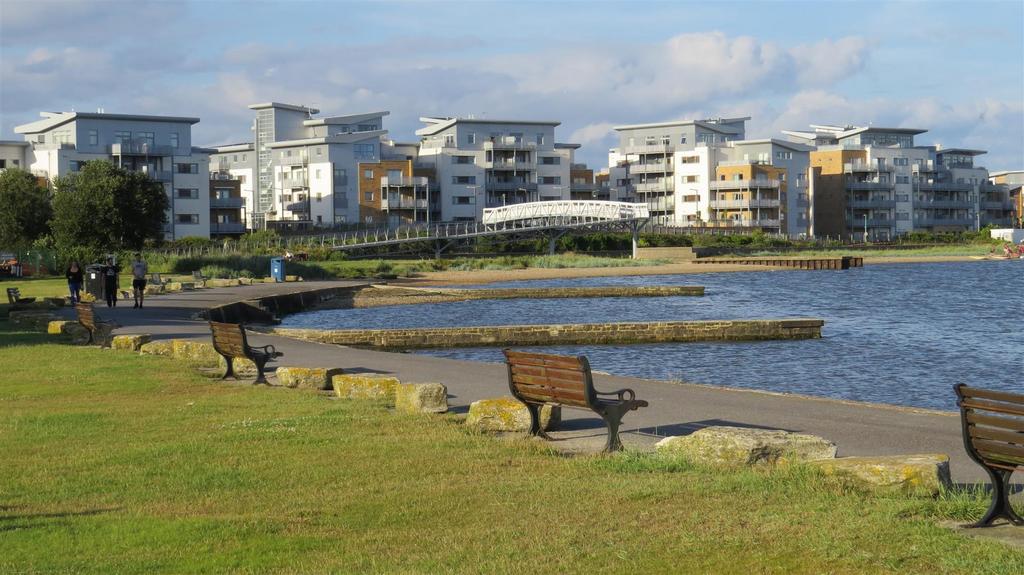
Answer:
(76, 280, 983, 483)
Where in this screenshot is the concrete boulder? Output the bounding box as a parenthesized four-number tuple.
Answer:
(139, 340, 175, 356)
(143, 284, 164, 296)
(332, 374, 401, 401)
(812, 454, 952, 496)
(172, 340, 221, 367)
(655, 426, 837, 466)
(9, 310, 55, 331)
(207, 278, 241, 288)
(465, 397, 560, 432)
(47, 320, 73, 335)
(47, 320, 90, 343)
(395, 383, 448, 414)
(111, 334, 152, 352)
(277, 367, 342, 390)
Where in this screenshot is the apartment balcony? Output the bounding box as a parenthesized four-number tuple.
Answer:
(110, 143, 175, 156)
(914, 217, 973, 227)
(916, 181, 973, 192)
(210, 222, 246, 234)
(141, 169, 172, 182)
(911, 161, 938, 173)
(381, 175, 429, 187)
(486, 181, 537, 192)
(846, 217, 896, 228)
(285, 201, 310, 213)
(277, 155, 309, 166)
(383, 198, 430, 211)
(981, 200, 1015, 210)
(633, 181, 674, 194)
(484, 138, 536, 150)
(844, 162, 891, 173)
(709, 179, 780, 190)
(848, 199, 896, 209)
(280, 176, 308, 189)
(916, 200, 972, 210)
(570, 183, 597, 193)
(210, 197, 244, 209)
(486, 160, 535, 171)
(646, 198, 676, 212)
(709, 198, 780, 209)
(845, 181, 893, 191)
(629, 162, 673, 174)
(622, 144, 675, 155)
(711, 219, 781, 229)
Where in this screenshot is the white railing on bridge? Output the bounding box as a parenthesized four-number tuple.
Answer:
(482, 200, 650, 225)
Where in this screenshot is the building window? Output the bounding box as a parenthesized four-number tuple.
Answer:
(137, 132, 155, 149)
(387, 169, 402, 182)
(363, 169, 373, 179)
(680, 135, 687, 144)
(242, 154, 247, 161)
(536, 133, 545, 145)
(680, 156, 699, 164)
(453, 155, 475, 164)
(452, 176, 476, 185)
(453, 196, 475, 205)
(896, 212, 910, 221)
(316, 147, 323, 156)
(169, 133, 179, 150)
(176, 163, 198, 174)
(364, 191, 374, 201)
(775, 151, 793, 160)
(354, 143, 376, 159)
(896, 194, 909, 202)
(176, 213, 199, 224)
(661, 135, 670, 145)
(685, 175, 698, 183)
(467, 133, 477, 144)
(114, 131, 131, 145)
(69, 160, 82, 172)
(541, 176, 561, 185)
(176, 188, 198, 199)
(88, 130, 98, 146)
(896, 176, 909, 184)
(238, 175, 246, 184)
(541, 156, 560, 165)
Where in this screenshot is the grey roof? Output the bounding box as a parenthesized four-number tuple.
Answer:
(247, 102, 320, 114)
(304, 111, 389, 126)
(210, 142, 255, 152)
(935, 147, 987, 156)
(15, 111, 200, 134)
(614, 117, 750, 134)
(416, 116, 560, 136)
(554, 143, 581, 149)
(0, 140, 30, 146)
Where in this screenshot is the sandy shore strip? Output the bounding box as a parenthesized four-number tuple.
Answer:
(395, 255, 983, 286)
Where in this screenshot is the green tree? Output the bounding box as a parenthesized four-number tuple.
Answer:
(51, 161, 169, 262)
(0, 168, 52, 249)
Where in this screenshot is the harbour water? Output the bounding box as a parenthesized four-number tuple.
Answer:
(282, 261, 1023, 410)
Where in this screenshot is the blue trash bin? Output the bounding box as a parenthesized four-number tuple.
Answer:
(270, 257, 285, 283)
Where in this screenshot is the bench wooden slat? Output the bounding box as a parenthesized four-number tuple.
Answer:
(966, 412, 1024, 433)
(515, 388, 589, 407)
(511, 373, 586, 391)
(510, 363, 586, 381)
(960, 398, 1024, 417)
(968, 425, 1024, 446)
(504, 351, 585, 370)
(973, 438, 1024, 463)
(958, 385, 1024, 405)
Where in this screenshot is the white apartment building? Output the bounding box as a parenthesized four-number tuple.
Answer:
(785, 125, 1015, 240)
(414, 117, 573, 221)
(0, 141, 30, 172)
(14, 111, 211, 239)
(210, 103, 388, 230)
(609, 117, 812, 236)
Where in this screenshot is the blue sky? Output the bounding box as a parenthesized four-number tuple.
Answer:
(2, 0, 1022, 169)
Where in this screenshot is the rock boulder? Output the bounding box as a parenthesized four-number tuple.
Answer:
(332, 374, 401, 401)
(276, 367, 342, 390)
(655, 426, 837, 466)
(465, 397, 560, 432)
(395, 383, 448, 414)
(111, 334, 152, 352)
(812, 454, 952, 496)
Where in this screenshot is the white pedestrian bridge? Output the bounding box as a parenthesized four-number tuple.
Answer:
(317, 200, 652, 257)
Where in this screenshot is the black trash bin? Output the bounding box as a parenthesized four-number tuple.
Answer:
(85, 264, 106, 301)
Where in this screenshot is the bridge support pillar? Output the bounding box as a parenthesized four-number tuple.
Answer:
(548, 230, 568, 255)
(630, 222, 641, 259)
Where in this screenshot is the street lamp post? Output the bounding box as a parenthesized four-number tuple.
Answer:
(863, 213, 868, 242)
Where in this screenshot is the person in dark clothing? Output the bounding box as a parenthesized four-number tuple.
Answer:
(66, 261, 84, 303)
(102, 257, 120, 307)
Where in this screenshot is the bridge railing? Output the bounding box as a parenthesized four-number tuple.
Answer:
(482, 200, 650, 225)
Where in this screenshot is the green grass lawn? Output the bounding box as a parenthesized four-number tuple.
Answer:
(1, 323, 1022, 573)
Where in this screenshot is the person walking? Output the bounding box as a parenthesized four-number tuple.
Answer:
(131, 253, 148, 309)
(65, 261, 83, 303)
(102, 256, 120, 308)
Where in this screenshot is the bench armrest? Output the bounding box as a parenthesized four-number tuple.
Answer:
(596, 388, 636, 402)
(251, 344, 282, 357)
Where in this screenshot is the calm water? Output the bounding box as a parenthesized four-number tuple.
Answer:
(283, 261, 1023, 410)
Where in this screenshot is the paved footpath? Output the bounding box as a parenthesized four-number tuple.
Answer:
(76, 280, 987, 484)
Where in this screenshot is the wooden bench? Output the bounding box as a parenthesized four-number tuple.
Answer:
(954, 384, 1024, 527)
(503, 350, 648, 452)
(192, 270, 206, 282)
(74, 302, 114, 346)
(209, 321, 283, 385)
(149, 273, 163, 286)
(7, 287, 35, 305)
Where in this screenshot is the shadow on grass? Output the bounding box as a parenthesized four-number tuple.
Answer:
(0, 507, 122, 532)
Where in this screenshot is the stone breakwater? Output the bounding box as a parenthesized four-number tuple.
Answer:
(350, 285, 705, 308)
(266, 318, 823, 350)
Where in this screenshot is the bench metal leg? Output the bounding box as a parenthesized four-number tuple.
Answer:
(525, 403, 552, 440)
(599, 407, 625, 453)
(970, 468, 1023, 528)
(253, 357, 270, 385)
(221, 356, 235, 380)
